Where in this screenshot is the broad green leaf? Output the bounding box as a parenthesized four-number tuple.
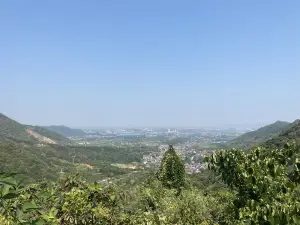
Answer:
(0, 177, 17, 186)
(2, 193, 19, 200)
(32, 219, 46, 225)
(22, 202, 39, 211)
(1, 184, 10, 196)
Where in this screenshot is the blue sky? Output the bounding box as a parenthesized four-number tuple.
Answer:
(1, 0, 299, 127)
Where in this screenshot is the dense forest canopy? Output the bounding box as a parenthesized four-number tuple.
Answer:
(1, 142, 300, 224)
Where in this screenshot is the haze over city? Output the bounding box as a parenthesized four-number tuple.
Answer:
(1, 1, 299, 127)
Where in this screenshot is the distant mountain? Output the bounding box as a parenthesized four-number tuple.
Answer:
(44, 125, 86, 137)
(0, 113, 70, 144)
(228, 121, 290, 149)
(263, 119, 300, 148)
(0, 113, 146, 183)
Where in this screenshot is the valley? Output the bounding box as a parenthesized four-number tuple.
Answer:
(1, 113, 300, 224)
(1, 112, 300, 182)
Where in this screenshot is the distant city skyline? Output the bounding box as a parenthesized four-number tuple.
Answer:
(68, 122, 271, 131)
(1, 1, 299, 127)
(0, 111, 291, 130)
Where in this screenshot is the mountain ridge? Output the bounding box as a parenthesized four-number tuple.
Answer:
(43, 125, 86, 137)
(263, 119, 300, 148)
(227, 120, 291, 149)
(0, 113, 70, 144)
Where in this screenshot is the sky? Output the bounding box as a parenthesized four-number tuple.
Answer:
(1, 0, 300, 128)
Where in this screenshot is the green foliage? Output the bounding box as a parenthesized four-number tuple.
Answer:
(207, 142, 300, 224)
(188, 169, 227, 193)
(124, 178, 214, 224)
(0, 173, 124, 224)
(157, 145, 186, 190)
(0, 138, 151, 183)
(0, 169, 231, 225)
(0, 173, 45, 224)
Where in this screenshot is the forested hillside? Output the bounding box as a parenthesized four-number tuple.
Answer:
(0, 113, 33, 142)
(263, 119, 300, 148)
(0, 113, 70, 144)
(44, 125, 87, 137)
(0, 139, 151, 183)
(0, 114, 157, 183)
(27, 126, 71, 144)
(228, 121, 290, 149)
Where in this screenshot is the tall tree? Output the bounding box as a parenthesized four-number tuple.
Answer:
(157, 145, 186, 190)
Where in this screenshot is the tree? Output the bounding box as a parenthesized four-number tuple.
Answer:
(206, 142, 300, 224)
(157, 145, 186, 190)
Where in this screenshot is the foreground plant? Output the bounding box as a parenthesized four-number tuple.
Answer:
(206, 142, 300, 224)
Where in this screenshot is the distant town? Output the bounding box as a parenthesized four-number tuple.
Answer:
(68, 127, 251, 174)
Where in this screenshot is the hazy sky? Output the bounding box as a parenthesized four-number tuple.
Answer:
(1, 1, 300, 127)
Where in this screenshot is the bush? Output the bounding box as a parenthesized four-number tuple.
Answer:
(206, 142, 300, 224)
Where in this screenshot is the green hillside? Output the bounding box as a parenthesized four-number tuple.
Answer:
(27, 125, 71, 144)
(0, 113, 33, 142)
(228, 120, 290, 149)
(263, 119, 300, 148)
(44, 125, 86, 137)
(0, 113, 153, 183)
(0, 140, 145, 183)
(0, 113, 70, 144)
